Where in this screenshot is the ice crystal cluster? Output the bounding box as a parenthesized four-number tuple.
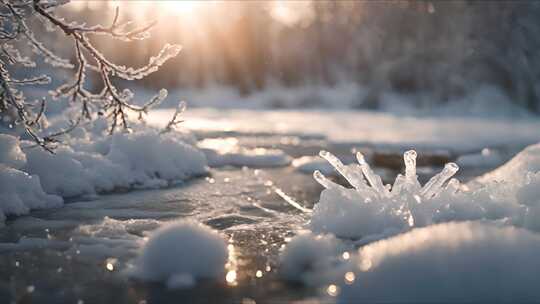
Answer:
(310, 150, 525, 239)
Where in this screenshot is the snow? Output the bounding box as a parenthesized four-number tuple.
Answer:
(279, 232, 345, 284)
(0, 114, 207, 224)
(154, 84, 530, 119)
(129, 220, 228, 286)
(292, 156, 335, 175)
(476, 142, 540, 184)
(471, 143, 540, 232)
(24, 122, 207, 197)
(0, 135, 64, 223)
(198, 138, 291, 168)
(338, 221, 540, 303)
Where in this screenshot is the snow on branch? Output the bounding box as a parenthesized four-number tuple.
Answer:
(0, 0, 184, 151)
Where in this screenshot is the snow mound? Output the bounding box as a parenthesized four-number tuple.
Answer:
(309, 150, 525, 239)
(198, 138, 291, 168)
(338, 221, 540, 303)
(0, 165, 63, 224)
(292, 156, 335, 175)
(472, 143, 540, 231)
(476, 142, 540, 184)
(21, 119, 207, 197)
(280, 232, 344, 284)
(129, 220, 228, 287)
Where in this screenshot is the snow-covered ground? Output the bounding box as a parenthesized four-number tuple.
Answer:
(148, 84, 532, 119)
(149, 108, 540, 153)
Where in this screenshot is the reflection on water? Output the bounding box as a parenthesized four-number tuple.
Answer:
(225, 243, 238, 287)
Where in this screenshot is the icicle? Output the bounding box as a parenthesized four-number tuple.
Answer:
(420, 162, 459, 198)
(356, 152, 389, 197)
(403, 150, 422, 191)
(391, 174, 405, 195)
(404, 150, 417, 180)
(444, 178, 461, 194)
(313, 170, 344, 190)
(319, 151, 367, 190)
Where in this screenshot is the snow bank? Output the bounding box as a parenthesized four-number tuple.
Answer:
(309, 150, 526, 239)
(472, 143, 540, 231)
(338, 221, 540, 303)
(280, 232, 345, 284)
(0, 116, 207, 224)
(129, 220, 228, 287)
(0, 165, 63, 224)
(476, 142, 540, 184)
(24, 125, 207, 197)
(198, 138, 291, 168)
(0, 135, 63, 224)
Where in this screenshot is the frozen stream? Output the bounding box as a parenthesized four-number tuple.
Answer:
(1, 109, 538, 303)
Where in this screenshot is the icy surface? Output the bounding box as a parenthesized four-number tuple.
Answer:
(149, 108, 540, 153)
(129, 220, 228, 286)
(338, 221, 540, 303)
(456, 148, 505, 168)
(198, 138, 291, 168)
(2, 108, 540, 303)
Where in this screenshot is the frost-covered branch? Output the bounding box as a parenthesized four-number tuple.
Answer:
(0, 0, 184, 151)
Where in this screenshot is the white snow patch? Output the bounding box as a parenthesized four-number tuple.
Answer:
(280, 232, 346, 285)
(129, 220, 228, 286)
(24, 126, 207, 197)
(476, 143, 540, 184)
(338, 221, 540, 303)
(0, 165, 63, 224)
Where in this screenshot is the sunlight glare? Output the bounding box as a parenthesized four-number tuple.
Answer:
(158, 1, 200, 15)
